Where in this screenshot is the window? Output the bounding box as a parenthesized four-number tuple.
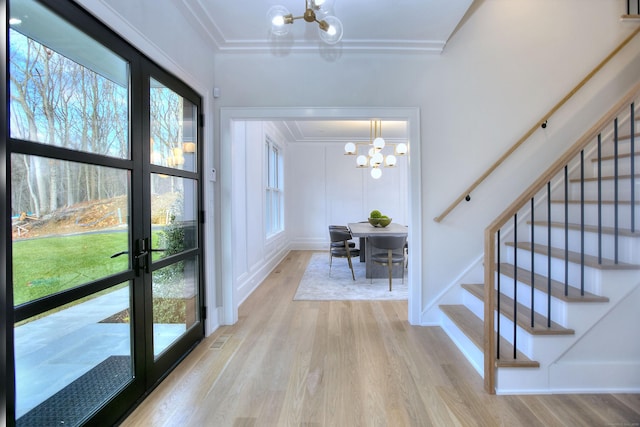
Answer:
(265, 136, 283, 236)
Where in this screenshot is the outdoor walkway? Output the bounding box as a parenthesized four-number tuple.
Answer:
(14, 287, 184, 418)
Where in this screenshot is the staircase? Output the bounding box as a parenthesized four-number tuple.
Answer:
(440, 84, 640, 394)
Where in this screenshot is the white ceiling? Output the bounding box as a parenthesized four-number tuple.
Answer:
(180, 0, 474, 54)
(180, 1, 474, 141)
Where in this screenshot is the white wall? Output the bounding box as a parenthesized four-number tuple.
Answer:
(77, 0, 640, 328)
(286, 141, 408, 250)
(211, 0, 640, 322)
(229, 121, 289, 305)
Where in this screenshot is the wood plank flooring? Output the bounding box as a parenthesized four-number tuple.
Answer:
(120, 251, 640, 427)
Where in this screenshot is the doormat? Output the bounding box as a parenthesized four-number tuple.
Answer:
(17, 355, 131, 427)
(294, 252, 408, 301)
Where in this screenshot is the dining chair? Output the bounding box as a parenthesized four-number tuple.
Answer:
(368, 234, 407, 291)
(328, 225, 355, 260)
(329, 228, 360, 280)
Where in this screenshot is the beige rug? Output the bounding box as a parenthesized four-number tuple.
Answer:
(293, 252, 408, 301)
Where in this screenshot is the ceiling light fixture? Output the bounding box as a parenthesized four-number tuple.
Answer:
(344, 120, 408, 179)
(268, 0, 344, 45)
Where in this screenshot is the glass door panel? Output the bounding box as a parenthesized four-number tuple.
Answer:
(150, 78, 198, 173)
(151, 175, 198, 258)
(148, 78, 201, 362)
(11, 155, 130, 304)
(9, 1, 137, 424)
(11, 155, 133, 423)
(9, 1, 129, 157)
(152, 256, 199, 357)
(150, 175, 199, 358)
(14, 283, 133, 425)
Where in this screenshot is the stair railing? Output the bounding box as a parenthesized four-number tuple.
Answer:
(434, 26, 640, 223)
(626, 1, 640, 16)
(483, 80, 640, 394)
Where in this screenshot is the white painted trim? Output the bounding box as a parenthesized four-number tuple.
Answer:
(220, 107, 422, 324)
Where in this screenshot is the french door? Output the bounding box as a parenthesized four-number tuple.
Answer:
(4, 0, 204, 425)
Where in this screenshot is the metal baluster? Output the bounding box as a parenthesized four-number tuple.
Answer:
(581, 150, 585, 296)
(564, 166, 569, 295)
(598, 134, 602, 264)
(631, 103, 636, 233)
(547, 181, 552, 327)
(615, 118, 619, 264)
(530, 198, 535, 328)
(513, 213, 518, 359)
(497, 229, 501, 360)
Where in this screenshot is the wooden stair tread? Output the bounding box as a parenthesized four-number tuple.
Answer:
(506, 241, 640, 270)
(551, 199, 640, 205)
(461, 284, 575, 335)
(497, 263, 609, 303)
(572, 174, 638, 183)
(613, 131, 640, 141)
(592, 151, 640, 162)
(440, 305, 539, 368)
(529, 221, 640, 238)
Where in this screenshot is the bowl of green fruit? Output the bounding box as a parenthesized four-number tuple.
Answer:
(368, 210, 392, 227)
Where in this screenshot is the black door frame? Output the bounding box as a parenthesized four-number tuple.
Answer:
(1, 0, 205, 425)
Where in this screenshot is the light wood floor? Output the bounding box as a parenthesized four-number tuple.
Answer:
(121, 250, 640, 427)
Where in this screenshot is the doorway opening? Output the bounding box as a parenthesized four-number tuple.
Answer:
(218, 107, 422, 325)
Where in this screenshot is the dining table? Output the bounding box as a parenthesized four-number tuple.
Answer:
(348, 222, 408, 279)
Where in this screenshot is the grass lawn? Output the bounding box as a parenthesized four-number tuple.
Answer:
(12, 231, 147, 306)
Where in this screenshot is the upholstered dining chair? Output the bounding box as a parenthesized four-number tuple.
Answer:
(329, 228, 360, 280)
(328, 225, 355, 261)
(368, 234, 407, 291)
(328, 225, 356, 248)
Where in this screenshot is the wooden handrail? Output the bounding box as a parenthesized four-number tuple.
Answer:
(486, 79, 640, 233)
(434, 26, 640, 223)
(482, 78, 640, 394)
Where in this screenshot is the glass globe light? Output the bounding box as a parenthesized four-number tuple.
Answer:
(395, 142, 408, 155)
(312, 0, 335, 17)
(385, 155, 397, 167)
(356, 155, 368, 167)
(371, 152, 384, 166)
(318, 16, 343, 44)
(267, 5, 291, 36)
(371, 168, 382, 179)
(344, 142, 356, 154)
(373, 137, 385, 150)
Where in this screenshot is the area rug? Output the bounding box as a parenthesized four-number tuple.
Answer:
(294, 252, 408, 301)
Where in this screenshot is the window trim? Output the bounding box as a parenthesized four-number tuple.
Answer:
(265, 134, 283, 238)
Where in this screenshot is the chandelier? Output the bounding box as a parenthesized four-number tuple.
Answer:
(344, 120, 408, 179)
(267, 0, 344, 45)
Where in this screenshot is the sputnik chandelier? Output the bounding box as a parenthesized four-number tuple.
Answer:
(344, 120, 408, 179)
(268, 0, 344, 45)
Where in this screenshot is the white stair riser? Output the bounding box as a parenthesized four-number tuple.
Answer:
(597, 141, 637, 158)
(503, 247, 604, 294)
(528, 225, 639, 264)
(568, 178, 640, 200)
(549, 203, 638, 229)
(440, 313, 484, 377)
(493, 311, 534, 357)
(495, 276, 568, 326)
(590, 155, 640, 176)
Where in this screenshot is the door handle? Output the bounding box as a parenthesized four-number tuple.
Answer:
(134, 238, 150, 276)
(110, 251, 128, 258)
